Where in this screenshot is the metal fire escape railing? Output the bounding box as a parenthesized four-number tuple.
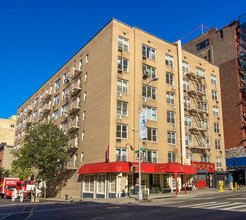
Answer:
(185, 70, 209, 150)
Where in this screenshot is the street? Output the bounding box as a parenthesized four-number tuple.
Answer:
(0, 191, 246, 220)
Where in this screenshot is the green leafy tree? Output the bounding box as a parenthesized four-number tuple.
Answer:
(0, 167, 11, 179)
(11, 122, 71, 181)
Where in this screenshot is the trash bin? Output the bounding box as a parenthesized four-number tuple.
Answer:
(65, 193, 68, 200)
(142, 190, 148, 200)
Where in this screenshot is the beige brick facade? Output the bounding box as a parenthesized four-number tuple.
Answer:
(0, 115, 16, 169)
(15, 19, 225, 198)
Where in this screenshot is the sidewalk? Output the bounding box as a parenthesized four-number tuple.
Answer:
(40, 186, 246, 205)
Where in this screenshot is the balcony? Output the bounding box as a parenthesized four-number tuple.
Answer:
(188, 106, 207, 115)
(44, 91, 52, 101)
(189, 125, 208, 133)
(66, 101, 80, 115)
(186, 71, 205, 81)
(71, 67, 82, 79)
(64, 159, 78, 170)
(24, 108, 33, 115)
(41, 103, 51, 114)
(66, 121, 80, 133)
(64, 139, 79, 152)
(187, 88, 206, 97)
(189, 144, 210, 150)
(68, 81, 82, 96)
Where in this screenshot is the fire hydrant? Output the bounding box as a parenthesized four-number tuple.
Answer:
(219, 181, 224, 192)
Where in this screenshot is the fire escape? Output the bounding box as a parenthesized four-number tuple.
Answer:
(64, 65, 82, 170)
(185, 69, 210, 154)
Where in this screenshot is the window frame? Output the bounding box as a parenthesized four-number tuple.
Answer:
(142, 44, 156, 60)
(116, 124, 128, 139)
(168, 152, 177, 163)
(142, 106, 157, 121)
(167, 131, 176, 145)
(142, 85, 157, 100)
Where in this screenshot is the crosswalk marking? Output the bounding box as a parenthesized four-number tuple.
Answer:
(221, 204, 246, 210)
(179, 201, 246, 212)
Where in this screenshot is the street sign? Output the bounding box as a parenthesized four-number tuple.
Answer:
(140, 148, 146, 151)
(135, 150, 139, 153)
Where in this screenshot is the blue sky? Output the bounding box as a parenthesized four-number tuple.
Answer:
(0, 0, 245, 119)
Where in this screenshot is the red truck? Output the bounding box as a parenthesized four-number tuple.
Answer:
(0, 178, 19, 198)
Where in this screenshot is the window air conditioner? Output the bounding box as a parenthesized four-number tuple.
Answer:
(116, 115, 122, 120)
(142, 97, 147, 102)
(117, 92, 122, 97)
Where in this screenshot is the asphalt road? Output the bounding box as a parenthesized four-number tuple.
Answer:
(0, 192, 246, 220)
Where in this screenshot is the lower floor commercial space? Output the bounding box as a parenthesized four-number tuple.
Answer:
(78, 161, 218, 199)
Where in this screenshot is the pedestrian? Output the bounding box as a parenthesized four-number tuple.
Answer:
(192, 178, 197, 191)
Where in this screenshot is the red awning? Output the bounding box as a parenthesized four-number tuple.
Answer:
(78, 161, 197, 175)
(78, 161, 130, 174)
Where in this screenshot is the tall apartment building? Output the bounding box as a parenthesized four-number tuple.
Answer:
(183, 14, 246, 158)
(15, 19, 225, 199)
(0, 115, 16, 170)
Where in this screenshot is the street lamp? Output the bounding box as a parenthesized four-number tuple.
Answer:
(138, 77, 159, 201)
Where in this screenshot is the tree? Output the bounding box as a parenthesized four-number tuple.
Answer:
(11, 122, 71, 181)
(0, 167, 11, 179)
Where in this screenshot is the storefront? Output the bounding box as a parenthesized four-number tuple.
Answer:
(78, 161, 196, 199)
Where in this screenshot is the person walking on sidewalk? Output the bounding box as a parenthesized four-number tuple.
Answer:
(192, 178, 197, 191)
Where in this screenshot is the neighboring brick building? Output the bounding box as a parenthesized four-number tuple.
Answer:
(15, 19, 226, 199)
(183, 18, 246, 154)
(0, 115, 16, 169)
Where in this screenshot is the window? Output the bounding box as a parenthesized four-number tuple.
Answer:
(63, 71, 70, 84)
(142, 85, 157, 100)
(54, 94, 59, 106)
(116, 148, 128, 161)
(213, 106, 219, 117)
(62, 88, 69, 100)
(61, 104, 68, 117)
(118, 57, 129, 72)
(53, 110, 58, 121)
(198, 102, 208, 112)
(86, 54, 88, 63)
(110, 173, 116, 192)
(147, 127, 157, 142)
(184, 97, 191, 109)
(35, 98, 38, 107)
(117, 101, 128, 116)
(84, 92, 87, 101)
(197, 84, 207, 96)
(201, 155, 211, 163)
(216, 157, 223, 168)
(166, 92, 175, 105)
(55, 79, 61, 92)
(142, 64, 156, 79)
(200, 136, 210, 148)
(199, 119, 209, 130)
(82, 131, 85, 141)
(85, 73, 87, 82)
(84, 175, 94, 192)
(185, 134, 193, 147)
(183, 78, 190, 90)
(196, 39, 209, 51)
(167, 131, 176, 145)
(186, 154, 194, 162)
(212, 90, 218, 101)
(33, 111, 37, 120)
(211, 74, 217, 87)
(60, 120, 67, 131)
(116, 124, 128, 139)
(214, 123, 220, 134)
(142, 106, 157, 121)
(117, 79, 128, 94)
(142, 45, 156, 60)
(81, 152, 84, 162)
(182, 61, 189, 74)
(143, 150, 158, 163)
(168, 152, 177, 162)
(20, 121, 22, 129)
(83, 111, 86, 120)
(184, 115, 192, 128)
(165, 54, 174, 69)
(118, 36, 129, 51)
(215, 139, 221, 150)
(97, 174, 106, 193)
(167, 111, 176, 124)
(196, 67, 206, 79)
(166, 72, 174, 87)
